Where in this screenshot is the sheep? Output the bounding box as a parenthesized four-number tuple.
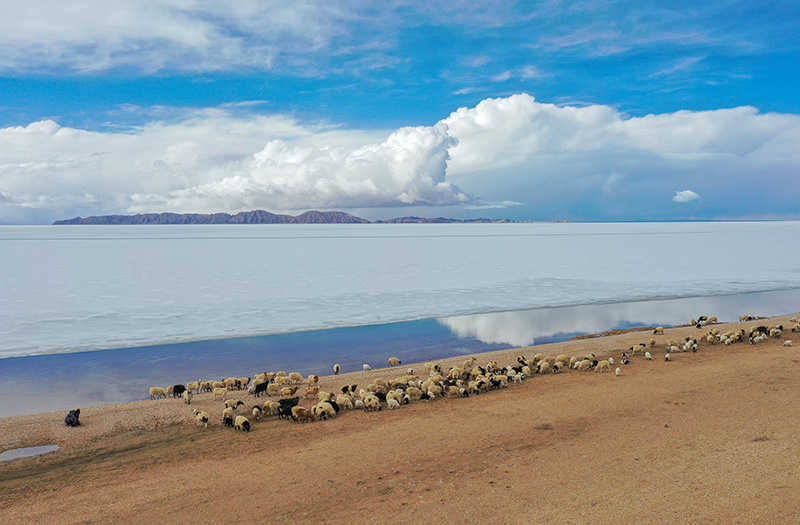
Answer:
(281, 386, 299, 397)
(237, 377, 250, 390)
(264, 401, 281, 416)
(264, 383, 280, 396)
(649, 338, 657, 348)
(252, 406, 262, 420)
(65, 409, 81, 427)
(186, 380, 201, 394)
(595, 360, 611, 373)
(184, 390, 193, 404)
(621, 358, 630, 365)
(318, 391, 335, 402)
(653, 326, 665, 335)
(149, 387, 166, 399)
(211, 386, 229, 400)
(311, 402, 337, 420)
(363, 364, 372, 371)
(388, 357, 402, 367)
(665, 353, 671, 361)
(251, 381, 270, 397)
(463, 357, 477, 370)
(168, 384, 185, 398)
(305, 386, 320, 399)
(275, 375, 291, 385)
(645, 352, 652, 360)
(537, 362, 552, 374)
(224, 399, 244, 409)
(387, 398, 400, 409)
(363, 395, 381, 412)
(193, 409, 210, 428)
(354, 399, 365, 410)
(406, 386, 423, 400)
(577, 360, 592, 372)
(427, 385, 444, 397)
(333, 364, 340, 375)
(770, 328, 783, 339)
(222, 406, 235, 421)
(291, 406, 314, 423)
(234, 415, 251, 432)
(288, 372, 304, 384)
(608, 357, 615, 366)
(784, 340, 793, 347)
(336, 395, 354, 410)
(308, 374, 319, 386)
(615, 367, 621, 376)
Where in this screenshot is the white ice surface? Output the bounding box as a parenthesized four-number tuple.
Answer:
(2, 221, 799, 358)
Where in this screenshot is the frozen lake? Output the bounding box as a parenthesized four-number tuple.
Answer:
(2, 221, 800, 359)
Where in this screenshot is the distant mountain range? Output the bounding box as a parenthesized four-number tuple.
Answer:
(53, 210, 517, 225)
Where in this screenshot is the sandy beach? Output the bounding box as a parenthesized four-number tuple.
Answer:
(2, 313, 800, 523)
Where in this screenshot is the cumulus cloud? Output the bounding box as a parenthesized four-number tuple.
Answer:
(0, 112, 468, 222)
(127, 123, 468, 212)
(2, 93, 800, 223)
(673, 190, 701, 203)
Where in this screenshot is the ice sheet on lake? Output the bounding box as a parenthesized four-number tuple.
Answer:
(1, 221, 799, 358)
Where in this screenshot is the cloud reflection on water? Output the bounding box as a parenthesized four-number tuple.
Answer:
(438, 289, 800, 347)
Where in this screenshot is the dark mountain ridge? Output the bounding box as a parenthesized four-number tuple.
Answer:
(53, 210, 514, 225)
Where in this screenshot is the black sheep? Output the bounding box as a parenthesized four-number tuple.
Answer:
(65, 408, 81, 427)
(172, 384, 186, 398)
(253, 381, 270, 397)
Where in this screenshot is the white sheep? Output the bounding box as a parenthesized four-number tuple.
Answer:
(333, 364, 340, 375)
(387, 398, 400, 410)
(224, 399, 244, 409)
(212, 387, 228, 400)
(184, 390, 193, 404)
(234, 415, 250, 432)
(288, 372, 304, 384)
(645, 352, 652, 360)
(665, 353, 671, 361)
(149, 387, 166, 399)
(362, 364, 372, 371)
(354, 399, 365, 410)
(784, 340, 793, 347)
(388, 357, 401, 367)
(263, 401, 280, 416)
(222, 406, 235, 420)
(608, 357, 615, 365)
(193, 409, 209, 428)
(252, 406, 262, 420)
(594, 360, 611, 373)
(615, 367, 621, 376)
(336, 395, 354, 410)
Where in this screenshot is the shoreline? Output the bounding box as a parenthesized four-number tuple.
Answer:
(2, 311, 800, 522)
(4, 288, 800, 420)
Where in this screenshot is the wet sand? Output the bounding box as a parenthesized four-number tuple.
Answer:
(2, 314, 800, 523)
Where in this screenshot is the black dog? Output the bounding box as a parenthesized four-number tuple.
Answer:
(65, 408, 81, 427)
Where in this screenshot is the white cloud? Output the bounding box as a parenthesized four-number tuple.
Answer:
(673, 190, 701, 203)
(0, 1, 375, 74)
(2, 93, 800, 223)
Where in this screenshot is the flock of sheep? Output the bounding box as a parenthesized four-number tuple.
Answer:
(146, 313, 797, 432)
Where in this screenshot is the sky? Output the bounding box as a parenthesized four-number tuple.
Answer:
(1, 0, 799, 224)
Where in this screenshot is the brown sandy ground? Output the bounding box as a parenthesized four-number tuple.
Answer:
(2, 314, 800, 524)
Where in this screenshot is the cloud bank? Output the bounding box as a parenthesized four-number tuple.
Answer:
(1, 94, 799, 223)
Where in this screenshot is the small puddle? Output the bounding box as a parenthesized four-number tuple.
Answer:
(0, 444, 60, 462)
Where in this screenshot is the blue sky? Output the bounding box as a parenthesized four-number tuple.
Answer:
(1, 0, 799, 224)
